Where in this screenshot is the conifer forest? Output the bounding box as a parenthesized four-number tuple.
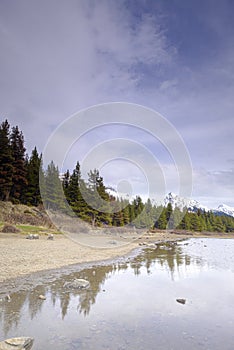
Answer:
(1, 119, 234, 232)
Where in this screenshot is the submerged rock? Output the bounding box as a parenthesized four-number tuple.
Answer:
(63, 279, 90, 290)
(0, 337, 34, 350)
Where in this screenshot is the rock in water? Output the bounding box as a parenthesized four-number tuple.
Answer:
(64, 279, 90, 290)
(0, 337, 34, 350)
(176, 298, 186, 305)
(38, 295, 46, 300)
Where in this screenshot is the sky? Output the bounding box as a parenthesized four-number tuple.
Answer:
(0, 0, 234, 208)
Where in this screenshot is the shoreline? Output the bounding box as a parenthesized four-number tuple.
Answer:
(1, 230, 234, 286)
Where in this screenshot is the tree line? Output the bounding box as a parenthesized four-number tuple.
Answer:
(1, 119, 234, 232)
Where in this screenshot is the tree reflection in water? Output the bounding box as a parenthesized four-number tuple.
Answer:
(0, 240, 202, 336)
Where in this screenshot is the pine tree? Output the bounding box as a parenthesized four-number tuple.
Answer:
(0, 120, 13, 201)
(133, 196, 144, 217)
(112, 198, 124, 226)
(24, 147, 42, 205)
(213, 216, 225, 232)
(154, 207, 167, 229)
(128, 202, 136, 224)
(10, 125, 27, 202)
(44, 161, 65, 210)
(62, 170, 70, 197)
(190, 213, 203, 231)
(171, 206, 184, 229)
(121, 199, 130, 225)
(86, 169, 111, 226)
(179, 211, 191, 230)
(65, 162, 88, 219)
(166, 203, 173, 228)
(66, 163, 80, 208)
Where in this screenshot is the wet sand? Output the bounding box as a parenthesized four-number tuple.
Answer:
(0, 230, 232, 283)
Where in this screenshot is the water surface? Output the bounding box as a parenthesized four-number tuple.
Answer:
(0, 238, 234, 349)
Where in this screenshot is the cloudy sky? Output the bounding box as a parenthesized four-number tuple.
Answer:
(0, 0, 234, 208)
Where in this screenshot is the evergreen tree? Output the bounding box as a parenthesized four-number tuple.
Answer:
(154, 207, 167, 229)
(179, 211, 191, 230)
(166, 203, 173, 228)
(133, 196, 144, 217)
(44, 161, 65, 210)
(121, 199, 130, 225)
(112, 198, 124, 226)
(66, 162, 80, 208)
(170, 206, 184, 229)
(0, 120, 13, 201)
(62, 169, 70, 198)
(65, 162, 88, 219)
(86, 169, 111, 226)
(10, 125, 27, 202)
(190, 213, 203, 231)
(213, 216, 225, 232)
(25, 147, 42, 205)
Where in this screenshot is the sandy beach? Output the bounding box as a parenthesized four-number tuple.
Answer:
(0, 230, 233, 283)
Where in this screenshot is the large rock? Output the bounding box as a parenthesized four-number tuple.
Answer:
(0, 337, 34, 350)
(64, 279, 90, 290)
(26, 234, 39, 240)
(176, 298, 186, 305)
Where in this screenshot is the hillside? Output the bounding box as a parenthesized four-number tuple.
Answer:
(0, 201, 52, 227)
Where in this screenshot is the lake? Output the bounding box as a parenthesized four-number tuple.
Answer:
(1, 238, 234, 350)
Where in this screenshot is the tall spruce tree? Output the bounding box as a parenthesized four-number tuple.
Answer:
(0, 120, 13, 201)
(10, 125, 27, 202)
(65, 162, 88, 218)
(25, 147, 42, 206)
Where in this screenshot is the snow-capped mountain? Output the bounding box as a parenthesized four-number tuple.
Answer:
(106, 188, 234, 218)
(213, 204, 234, 218)
(164, 192, 234, 218)
(164, 192, 209, 212)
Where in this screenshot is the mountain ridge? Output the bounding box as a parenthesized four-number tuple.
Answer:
(164, 192, 234, 218)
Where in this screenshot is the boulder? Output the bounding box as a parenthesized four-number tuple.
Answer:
(176, 298, 186, 305)
(64, 279, 90, 290)
(0, 337, 34, 350)
(26, 234, 39, 240)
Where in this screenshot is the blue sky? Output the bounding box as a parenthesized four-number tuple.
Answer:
(0, 0, 234, 208)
